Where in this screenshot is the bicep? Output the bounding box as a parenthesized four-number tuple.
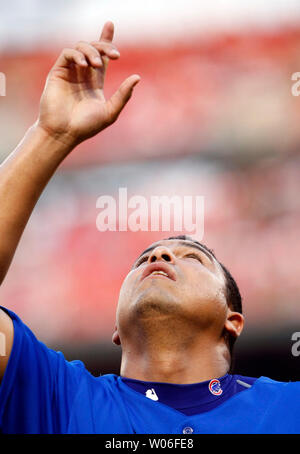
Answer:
(0, 308, 13, 382)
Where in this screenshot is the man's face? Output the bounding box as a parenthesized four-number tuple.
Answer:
(114, 239, 229, 345)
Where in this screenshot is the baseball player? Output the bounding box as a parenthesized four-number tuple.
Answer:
(0, 22, 299, 434)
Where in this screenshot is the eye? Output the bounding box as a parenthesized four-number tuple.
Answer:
(135, 255, 148, 267)
(184, 253, 203, 264)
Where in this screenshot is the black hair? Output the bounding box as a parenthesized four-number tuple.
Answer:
(165, 234, 242, 370)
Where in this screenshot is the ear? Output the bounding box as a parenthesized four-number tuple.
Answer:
(224, 310, 244, 340)
(112, 325, 121, 346)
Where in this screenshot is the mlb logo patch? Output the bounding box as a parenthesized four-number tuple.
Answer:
(145, 388, 159, 401)
(208, 379, 223, 396)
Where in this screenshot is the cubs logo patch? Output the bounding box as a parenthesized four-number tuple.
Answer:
(208, 379, 223, 396)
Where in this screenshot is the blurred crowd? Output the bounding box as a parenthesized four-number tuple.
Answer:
(0, 3, 300, 351)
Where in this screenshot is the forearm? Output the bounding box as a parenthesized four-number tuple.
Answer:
(0, 123, 73, 284)
(0, 22, 139, 286)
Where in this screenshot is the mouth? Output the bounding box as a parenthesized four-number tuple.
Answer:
(141, 262, 176, 282)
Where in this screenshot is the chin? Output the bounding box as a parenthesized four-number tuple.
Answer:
(130, 288, 180, 319)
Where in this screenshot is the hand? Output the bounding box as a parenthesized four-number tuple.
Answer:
(37, 21, 140, 147)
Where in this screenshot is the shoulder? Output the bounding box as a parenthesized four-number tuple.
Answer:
(256, 376, 300, 389)
(232, 374, 300, 401)
(82, 373, 119, 392)
(234, 374, 300, 388)
(0, 305, 91, 392)
(238, 375, 300, 402)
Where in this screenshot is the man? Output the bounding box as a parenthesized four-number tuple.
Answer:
(0, 22, 299, 434)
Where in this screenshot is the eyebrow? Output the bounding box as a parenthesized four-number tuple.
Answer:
(133, 240, 215, 266)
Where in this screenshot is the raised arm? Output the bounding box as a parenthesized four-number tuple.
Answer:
(0, 21, 140, 380)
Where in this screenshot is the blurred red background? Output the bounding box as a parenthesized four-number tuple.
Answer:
(1, 1, 300, 379)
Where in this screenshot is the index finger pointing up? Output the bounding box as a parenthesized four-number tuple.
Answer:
(100, 21, 114, 43)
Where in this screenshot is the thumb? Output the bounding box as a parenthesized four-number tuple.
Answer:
(107, 74, 141, 123)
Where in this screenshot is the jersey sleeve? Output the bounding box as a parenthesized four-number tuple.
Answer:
(0, 306, 86, 434)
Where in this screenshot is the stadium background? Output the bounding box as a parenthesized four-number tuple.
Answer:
(1, 0, 300, 380)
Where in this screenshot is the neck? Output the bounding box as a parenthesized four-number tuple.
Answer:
(120, 332, 230, 384)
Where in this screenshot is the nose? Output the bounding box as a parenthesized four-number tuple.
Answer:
(148, 246, 175, 264)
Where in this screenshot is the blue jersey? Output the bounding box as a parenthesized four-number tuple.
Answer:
(1, 306, 300, 434)
(121, 374, 257, 416)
